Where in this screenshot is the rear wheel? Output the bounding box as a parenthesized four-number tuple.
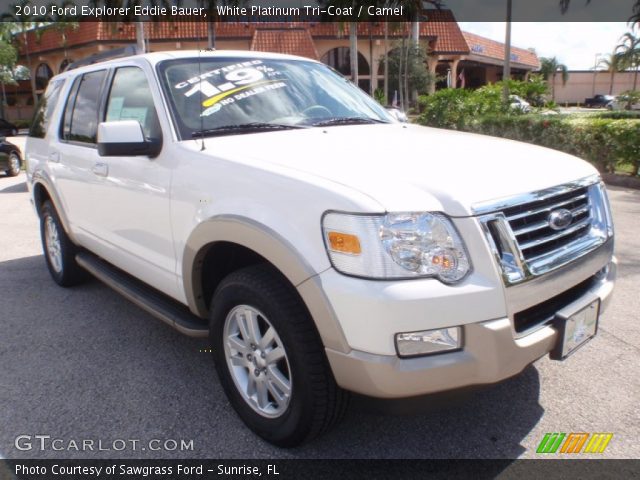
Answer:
(209, 265, 348, 447)
(40, 200, 86, 287)
(6, 152, 21, 177)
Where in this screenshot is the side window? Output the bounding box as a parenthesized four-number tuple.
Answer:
(30, 79, 65, 139)
(63, 70, 107, 144)
(105, 67, 161, 139)
(61, 76, 81, 140)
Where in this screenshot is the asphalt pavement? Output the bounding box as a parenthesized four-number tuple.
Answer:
(0, 171, 638, 460)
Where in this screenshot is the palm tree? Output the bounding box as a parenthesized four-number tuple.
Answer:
(561, 0, 639, 27)
(198, 0, 244, 49)
(1, 0, 38, 105)
(328, 0, 417, 89)
(321, 1, 360, 85)
(349, 20, 358, 86)
(598, 52, 626, 95)
(86, 0, 143, 52)
(46, 2, 79, 64)
(88, 0, 181, 54)
(616, 30, 640, 91)
(539, 56, 569, 101)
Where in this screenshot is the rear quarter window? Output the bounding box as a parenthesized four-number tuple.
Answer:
(29, 79, 65, 139)
(61, 70, 107, 144)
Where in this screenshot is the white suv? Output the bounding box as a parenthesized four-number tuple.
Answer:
(25, 51, 616, 446)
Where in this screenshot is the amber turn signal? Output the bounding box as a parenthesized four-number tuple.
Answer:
(327, 231, 362, 255)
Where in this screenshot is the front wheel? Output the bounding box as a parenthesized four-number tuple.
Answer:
(6, 152, 21, 177)
(209, 265, 348, 447)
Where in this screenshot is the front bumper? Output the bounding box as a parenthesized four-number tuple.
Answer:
(325, 253, 616, 399)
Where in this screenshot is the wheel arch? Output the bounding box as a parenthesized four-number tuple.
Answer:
(183, 215, 350, 353)
(31, 173, 77, 244)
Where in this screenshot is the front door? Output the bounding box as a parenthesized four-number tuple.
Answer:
(89, 66, 177, 299)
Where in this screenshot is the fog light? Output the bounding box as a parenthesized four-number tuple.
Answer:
(395, 327, 461, 357)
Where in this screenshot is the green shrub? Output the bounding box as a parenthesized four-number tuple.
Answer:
(591, 111, 640, 120)
(13, 119, 30, 129)
(418, 80, 639, 174)
(373, 88, 386, 106)
(501, 74, 549, 106)
(418, 88, 473, 130)
(466, 114, 640, 174)
(418, 86, 511, 130)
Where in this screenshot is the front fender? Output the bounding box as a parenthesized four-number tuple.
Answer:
(182, 215, 350, 353)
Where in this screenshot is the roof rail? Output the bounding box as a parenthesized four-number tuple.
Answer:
(66, 45, 138, 71)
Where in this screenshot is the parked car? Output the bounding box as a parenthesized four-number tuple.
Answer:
(0, 118, 18, 137)
(25, 51, 616, 447)
(584, 94, 614, 109)
(0, 138, 22, 177)
(509, 95, 531, 113)
(607, 94, 640, 111)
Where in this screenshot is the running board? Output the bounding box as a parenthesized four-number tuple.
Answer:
(76, 251, 209, 338)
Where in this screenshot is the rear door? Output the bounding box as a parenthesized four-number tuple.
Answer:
(55, 69, 108, 235)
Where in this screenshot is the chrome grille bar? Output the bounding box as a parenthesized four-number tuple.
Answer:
(518, 217, 592, 251)
(511, 204, 591, 236)
(505, 193, 588, 222)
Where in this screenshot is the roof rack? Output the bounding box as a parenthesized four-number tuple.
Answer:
(66, 45, 138, 71)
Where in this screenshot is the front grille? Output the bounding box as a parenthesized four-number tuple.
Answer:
(513, 275, 596, 334)
(503, 187, 592, 263)
(476, 176, 611, 286)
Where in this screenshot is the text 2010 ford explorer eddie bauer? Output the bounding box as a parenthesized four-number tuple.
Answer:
(25, 51, 616, 446)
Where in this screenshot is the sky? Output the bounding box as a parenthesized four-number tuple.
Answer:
(459, 22, 634, 70)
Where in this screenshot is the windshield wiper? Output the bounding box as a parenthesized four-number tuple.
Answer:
(192, 122, 308, 138)
(311, 117, 389, 127)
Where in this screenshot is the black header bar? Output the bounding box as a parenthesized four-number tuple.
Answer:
(0, 0, 639, 22)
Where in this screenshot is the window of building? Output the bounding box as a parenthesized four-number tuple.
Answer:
(59, 58, 73, 73)
(321, 47, 370, 77)
(35, 63, 54, 90)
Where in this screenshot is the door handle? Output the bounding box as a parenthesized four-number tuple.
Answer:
(92, 162, 108, 177)
(48, 151, 60, 163)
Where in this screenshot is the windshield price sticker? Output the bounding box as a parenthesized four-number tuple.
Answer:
(174, 60, 286, 112)
(200, 82, 288, 117)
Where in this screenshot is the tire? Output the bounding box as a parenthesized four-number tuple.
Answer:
(39, 200, 86, 287)
(209, 265, 348, 447)
(6, 151, 21, 177)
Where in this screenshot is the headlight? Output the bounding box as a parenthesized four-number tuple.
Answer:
(322, 212, 471, 283)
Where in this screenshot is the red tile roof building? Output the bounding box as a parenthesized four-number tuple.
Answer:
(8, 13, 540, 120)
(463, 32, 540, 70)
(250, 28, 319, 59)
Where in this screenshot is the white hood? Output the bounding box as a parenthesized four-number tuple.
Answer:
(196, 123, 598, 216)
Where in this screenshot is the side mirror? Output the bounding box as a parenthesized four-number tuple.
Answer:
(97, 120, 161, 158)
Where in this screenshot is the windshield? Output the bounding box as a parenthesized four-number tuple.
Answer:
(158, 57, 393, 139)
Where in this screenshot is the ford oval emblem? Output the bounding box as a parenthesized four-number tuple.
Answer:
(548, 208, 573, 231)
